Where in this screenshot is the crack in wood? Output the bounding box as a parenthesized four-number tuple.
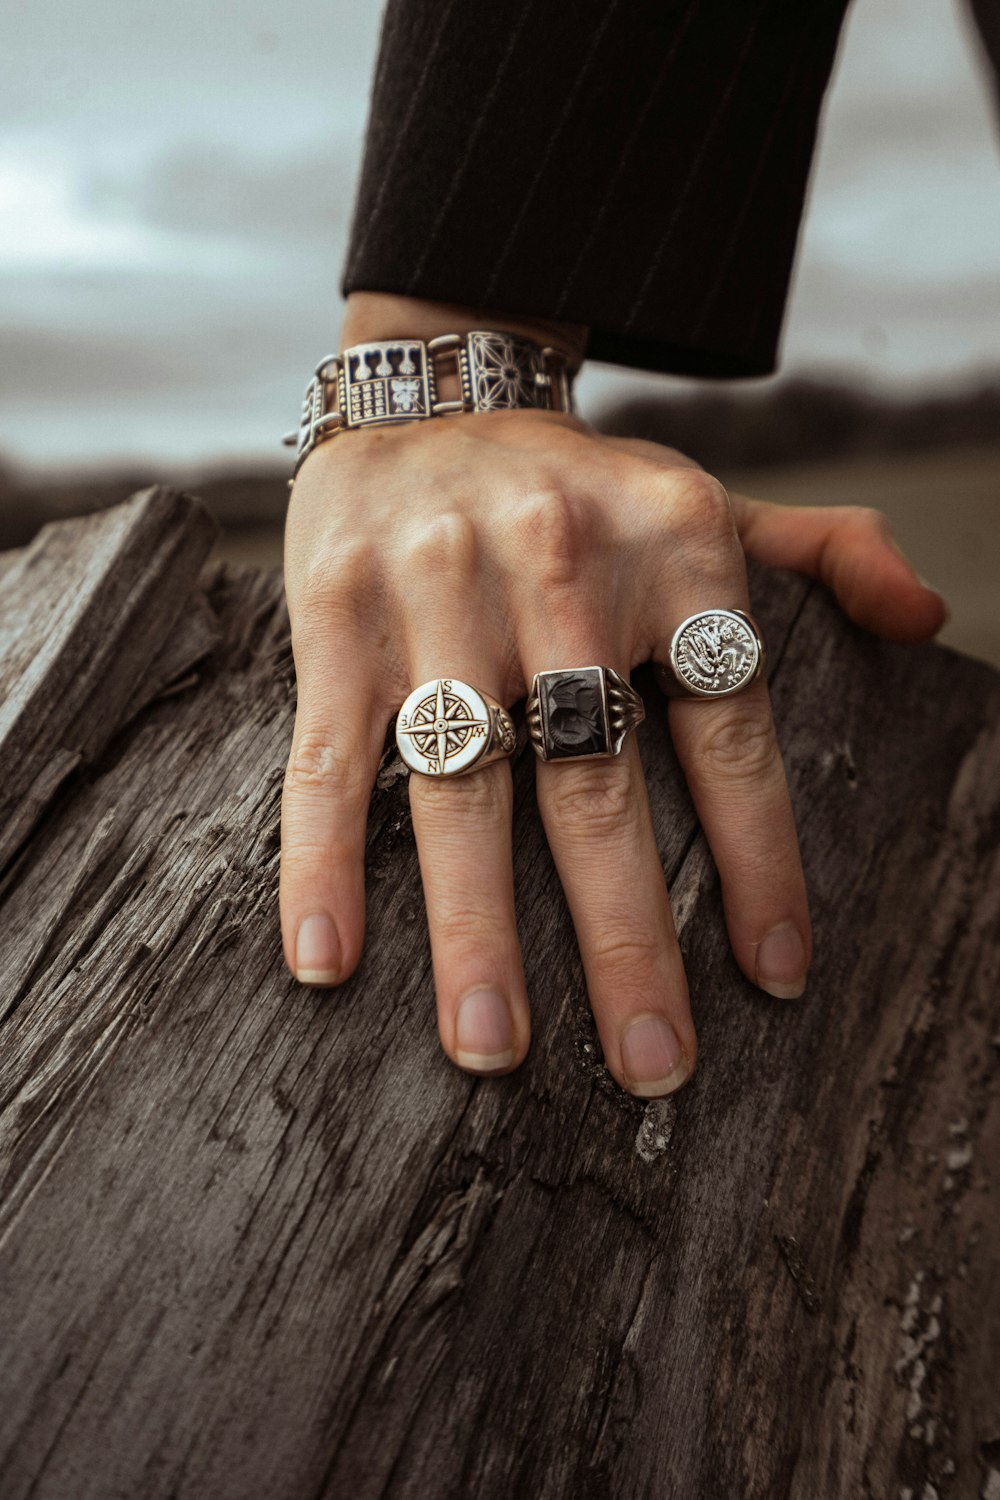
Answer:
(776, 1231, 822, 1314)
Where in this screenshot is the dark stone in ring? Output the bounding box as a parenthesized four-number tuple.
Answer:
(526, 666, 645, 762)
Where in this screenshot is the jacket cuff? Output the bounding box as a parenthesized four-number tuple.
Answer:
(340, 0, 850, 380)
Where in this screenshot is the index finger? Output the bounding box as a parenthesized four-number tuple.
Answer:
(731, 494, 948, 643)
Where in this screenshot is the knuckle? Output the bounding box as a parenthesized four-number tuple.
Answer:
(659, 471, 740, 555)
(667, 470, 736, 541)
(697, 705, 780, 785)
(515, 487, 587, 590)
(729, 835, 799, 889)
(433, 902, 511, 954)
(851, 504, 892, 541)
(546, 764, 635, 837)
(410, 762, 510, 831)
(284, 730, 370, 804)
(297, 537, 382, 623)
(641, 470, 743, 594)
(398, 509, 479, 579)
(587, 926, 662, 978)
(280, 834, 352, 881)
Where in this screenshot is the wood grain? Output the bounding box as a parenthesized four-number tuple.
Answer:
(0, 488, 218, 876)
(0, 493, 996, 1500)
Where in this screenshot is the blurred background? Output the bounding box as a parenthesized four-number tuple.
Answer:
(1, 0, 998, 661)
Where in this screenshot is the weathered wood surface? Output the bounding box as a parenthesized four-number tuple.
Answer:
(0, 489, 218, 874)
(0, 490, 997, 1500)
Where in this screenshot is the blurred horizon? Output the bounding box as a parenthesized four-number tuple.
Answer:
(1, 0, 999, 475)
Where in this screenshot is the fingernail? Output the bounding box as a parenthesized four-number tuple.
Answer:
(892, 541, 946, 604)
(756, 921, 808, 999)
(295, 912, 341, 985)
(620, 1014, 690, 1097)
(916, 575, 951, 622)
(455, 989, 515, 1072)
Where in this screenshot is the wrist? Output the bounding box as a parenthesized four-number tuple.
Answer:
(338, 291, 589, 369)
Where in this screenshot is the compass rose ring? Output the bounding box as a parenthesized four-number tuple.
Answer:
(395, 677, 518, 777)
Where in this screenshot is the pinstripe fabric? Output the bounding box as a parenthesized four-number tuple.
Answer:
(340, 0, 852, 378)
(623, 0, 770, 332)
(344, 0, 458, 277)
(406, 0, 536, 290)
(481, 0, 622, 306)
(551, 5, 698, 322)
(691, 24, 816, 352)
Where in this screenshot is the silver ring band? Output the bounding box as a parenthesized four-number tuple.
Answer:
(655, 608, 766, 699)
(525, 665, 645, 762)
(395, 677, 516, 777)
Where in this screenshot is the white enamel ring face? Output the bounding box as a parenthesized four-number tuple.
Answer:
(668, 609, 764, 698)
(395, 677, 496, 776)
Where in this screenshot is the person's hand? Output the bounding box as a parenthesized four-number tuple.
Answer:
(280, 297, 947, 1098)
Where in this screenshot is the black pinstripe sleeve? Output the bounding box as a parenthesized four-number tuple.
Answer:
(340, 0, 852, 378)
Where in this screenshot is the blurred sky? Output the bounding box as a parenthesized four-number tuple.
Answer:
(0, 0, 998, 473)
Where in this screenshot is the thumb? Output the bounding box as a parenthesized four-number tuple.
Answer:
(730, 494, 949, 644)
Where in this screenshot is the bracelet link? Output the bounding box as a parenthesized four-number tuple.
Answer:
(341, 339, 436, 431)
(427, 333, 467, 416)
(284, 329, 579, 478)
(282, 354, 343, 470)
(540, 346, 574, 414)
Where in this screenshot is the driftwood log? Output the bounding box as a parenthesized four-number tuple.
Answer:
(0, 488, 997, 1500)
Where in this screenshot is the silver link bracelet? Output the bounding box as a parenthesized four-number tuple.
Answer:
(283, 329, 579, 477)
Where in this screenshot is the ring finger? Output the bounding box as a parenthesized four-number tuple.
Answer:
(519, 615, 697, 1099)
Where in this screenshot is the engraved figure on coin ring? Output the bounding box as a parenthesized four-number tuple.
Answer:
(674, 612, 760, 696)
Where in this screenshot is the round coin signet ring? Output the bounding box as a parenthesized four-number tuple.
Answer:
(395, 677, 517, 777)
(526, 665, 645, 762)
(656, 608, 766, 699)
